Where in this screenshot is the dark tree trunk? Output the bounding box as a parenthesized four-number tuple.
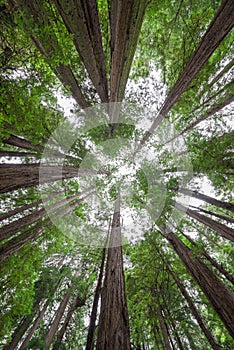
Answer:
(179, 230, 234, 285)
(53, 295, 86, 348)
(162, 227, 234, 338)
(139, 0, 234, 147)
(86, 244, 107, 350)
(0, 163, 99, 194)
(174, 202, 234, 243)
(178, 188, 234, 213)
(0, 150, 36, 157)
(3, 134, 43, 151)
(155, 303, 172, 350)
(52, 0, 108, 103)
(192, 206, 234, 224)
(45, 290, 72, 349)
(3, 315, 35, 350)
(96, 195, 131, 350)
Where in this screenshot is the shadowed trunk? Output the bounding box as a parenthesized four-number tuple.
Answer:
(174, 202, 234, 242)
(161, 226, 234, 338)
(53, 295, 86, 348)
(0, 163, 100, 193)
(3, 134, 43, 151)
(96, 195, 131, 350)
(139, 0, 234, 147)
(191, 206, 234, 224)
(0, 150, 36, 157)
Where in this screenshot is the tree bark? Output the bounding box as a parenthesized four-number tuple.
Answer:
(154, 301, 172, 350)
(96, 195, 131, 350)
(45, 290, 72, 349)
(53, 295, 86, 348)
(86, 244, 107, 350)
(161, 226, 234, 338)
(0, 150, 36, 157)
(174, 202, 234, 243)
(178, 188, 234, 213)
(0, 163, 99, 194)
(52, 0, 108, 103)
(139, 0, 234, 147)
(192, 206, 234, 224)
(3, 134, 43, 151)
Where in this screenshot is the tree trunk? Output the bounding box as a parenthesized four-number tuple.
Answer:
(139, 0, 234, 147)
(178, 188, 234, 213)
(155, 302, 172, 350)
(0, 163, 99, 193)
(3, 134, 43, 151)
(0, 150, 36, 157)
(96, 195, 131, 350)
(178, 94, 234, 137)
(53, 295, 86, 348)
(174, 202, 234, 243)
(45, 290, 72, 349)
(192, 206, 234, 224)
(52, 0, 108, 103)
(161, 226, 234, 338)
(3, 315, 35, 350)
(86, 244, 107, 350)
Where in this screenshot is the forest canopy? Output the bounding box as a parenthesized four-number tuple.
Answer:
(0, 0, 234, 349)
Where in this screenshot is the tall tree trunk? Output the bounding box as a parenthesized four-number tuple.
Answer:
(161, 226, 234, 338)
(53, 295, 86, 348)
(139, 0, 234, 147)
(178, 188, 234, 212)
(191, 206, 234, 224)
(0, 150, 36, 157)
(179, 229, 234, 285)
(10, 0, 89, 109)
(96, 195, 131, 350)
(3, 134, 43, 151)
(0, 163, 99, 194)
(86, 243, 107, 350)
(109, 0, 148, 102)
(174, 202, 234, 242)
(3, 315, 35, 350)
(52, 0, 108, 103)
(45, 290, 72, 349)
(154, 299, 172, 350)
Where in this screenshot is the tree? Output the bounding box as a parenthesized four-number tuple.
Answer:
(1, 0, 234, 349)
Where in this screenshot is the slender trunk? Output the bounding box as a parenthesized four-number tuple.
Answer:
(192, 206, 234, 224)
(208, 58, 234, 88)
(52, 0, 108, 103)
(174, 202, 234, 243)
(86, 243, 107, 350)
(161, 226, 234, 338)
(53, 295, 85, 348)
(178, 94, 234, 137)
(178, 188, 234, 213)
(0, 150, 36, 157)
(96, 195, 131, 350)
(3, 134, 43, 151)
(0, 163, 99, 194)
(45, 290, 72, 349)
(3, 315, 35, 350)
(139, 0, 234, 148)
(19, 299, 50, 350)
(155, 302, 172, 350)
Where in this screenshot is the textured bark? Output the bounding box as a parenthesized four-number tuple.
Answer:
(52, 0, 108, 103)
(155, 302, 172, 350)
(53, 295, 86, 347)
(174, 202, 234, 242)
(3, 315, 35, 350)
(3, 134, 43, 151)
(139, 0, 234, 147)
(162, 227, 234, 338)
(11, 0, 89, 109)
(180, 230, 234, 285)
(86, 245, 107, 350)
(178, 94, 234, 137)
(96, 196, 131, 350)
(45, 290, 72, 349)
(0, 163, 100, 193)
(178, 188, 234, 213)
(110, 0, 148, 102)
